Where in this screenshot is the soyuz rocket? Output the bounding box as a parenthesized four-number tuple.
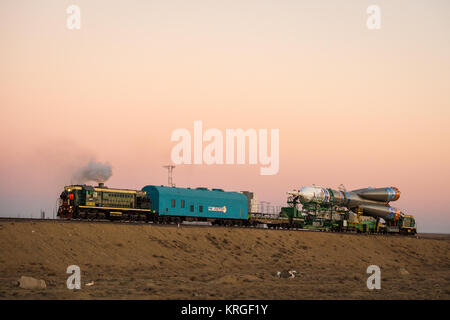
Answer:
(288, 186, 403, 221)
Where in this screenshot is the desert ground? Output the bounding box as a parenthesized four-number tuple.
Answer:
(0, 220, 449, 299)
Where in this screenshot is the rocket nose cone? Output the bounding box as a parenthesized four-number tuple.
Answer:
(298, 187, 316, 202)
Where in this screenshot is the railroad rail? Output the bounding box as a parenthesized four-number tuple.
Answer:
(0, 217, 418, 237)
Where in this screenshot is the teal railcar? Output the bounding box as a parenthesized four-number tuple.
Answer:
(142, 185, 248, 221)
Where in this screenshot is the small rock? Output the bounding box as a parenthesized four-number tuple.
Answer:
(241, 275, 260, 282)
(143, 281, 158, 292)
(85, 281, 94, 286)
(399, 268, 409, 275)
(276, 270, 297, 279)
(18, 276, 46, 289)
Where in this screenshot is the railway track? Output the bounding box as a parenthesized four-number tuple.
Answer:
(0, 217, 416, 238)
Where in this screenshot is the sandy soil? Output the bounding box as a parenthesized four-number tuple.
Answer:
(0, 220, 449, 299)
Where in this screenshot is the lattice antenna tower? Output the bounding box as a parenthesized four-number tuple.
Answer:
(163, 165, 176, 187)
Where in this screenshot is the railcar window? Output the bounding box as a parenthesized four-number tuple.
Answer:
(171, 199, 176, 207)
(181, 200, 185, 208)
(199, 205, 203, 213)
(190, 205, 194, 212)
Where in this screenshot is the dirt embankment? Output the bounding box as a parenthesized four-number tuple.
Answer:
(0, 221, 449, 299)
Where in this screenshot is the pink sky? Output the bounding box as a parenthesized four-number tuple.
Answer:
(0, 0, 449, 232)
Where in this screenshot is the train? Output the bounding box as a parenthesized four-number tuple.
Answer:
(58, 183, 251, 225)
(58, 183, 417, 234)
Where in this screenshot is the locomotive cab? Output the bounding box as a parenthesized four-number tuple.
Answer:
(58, 186, 83, 218)
(399, 215, 416, 234)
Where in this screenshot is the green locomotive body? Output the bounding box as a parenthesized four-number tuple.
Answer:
(58, 183, 151, 220)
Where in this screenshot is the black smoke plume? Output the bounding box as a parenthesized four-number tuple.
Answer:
(71, 160, 112, 184)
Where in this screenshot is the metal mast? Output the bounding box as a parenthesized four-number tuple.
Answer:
(163, 165, 176, 187)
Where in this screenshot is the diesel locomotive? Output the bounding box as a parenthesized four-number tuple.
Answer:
(58, 183, 151, 220)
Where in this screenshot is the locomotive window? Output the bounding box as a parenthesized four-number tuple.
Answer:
(199, 205, 203, 213)
(171, 199, 176, 208)
(181, 200, 185, 208)
(190, 205, 194, 212)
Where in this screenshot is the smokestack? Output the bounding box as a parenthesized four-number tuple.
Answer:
(98, 182, 105, 188)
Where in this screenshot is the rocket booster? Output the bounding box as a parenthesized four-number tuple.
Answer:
(353, 187, 400, 202)
(359, 204, 401, 221)
(288, 186, 403, 221)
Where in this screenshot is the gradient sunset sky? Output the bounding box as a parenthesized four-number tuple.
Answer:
(1, 0, 449, 232)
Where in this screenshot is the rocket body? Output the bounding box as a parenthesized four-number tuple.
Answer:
(291, 186, 402, 221)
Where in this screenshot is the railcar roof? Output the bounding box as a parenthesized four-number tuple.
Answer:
(65, 185, 145, 194)
(142, 185, 247, 200)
